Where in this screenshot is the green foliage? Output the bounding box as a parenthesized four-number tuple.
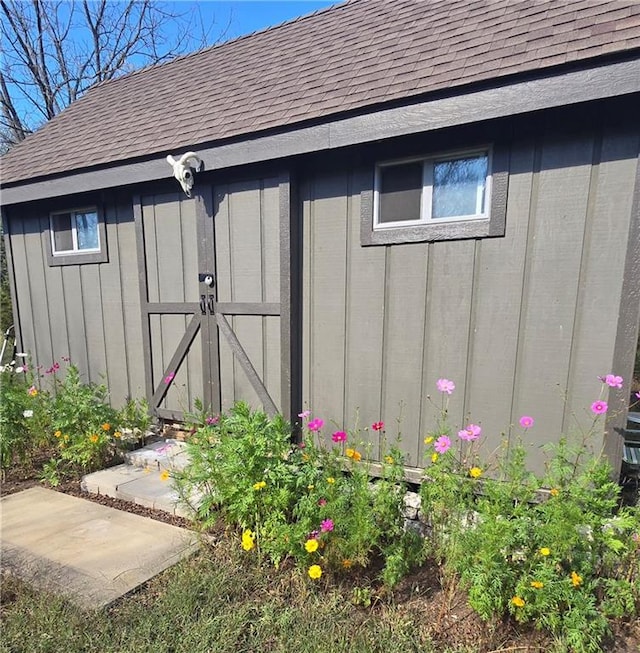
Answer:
(419, 384, 640, 653)
(0, 362, 52, 472)
(1, 357, 152, 479)
(175, 403, 423, 586)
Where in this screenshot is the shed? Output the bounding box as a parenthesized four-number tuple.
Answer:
(2, 0, 639, 477)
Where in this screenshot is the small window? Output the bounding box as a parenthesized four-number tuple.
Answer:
(47, 207, 108, 266)
(362, 144, 507, 246)
(374, 149, 490, 229)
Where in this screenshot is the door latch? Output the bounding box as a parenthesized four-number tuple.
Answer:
(198, 273, 215, 287)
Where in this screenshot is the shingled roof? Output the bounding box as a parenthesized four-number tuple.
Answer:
(2, 0, 640, 186)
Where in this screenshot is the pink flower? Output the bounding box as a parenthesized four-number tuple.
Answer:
(635, 391, 640, 400)
(318, 498, 327, 507)
(309, 530, 319, 540)
(321, 519, 334, 532)
(519, 415, 534, 429)
(434, 435, 451, 454)
(591, 401, 608, 415)
(205, 415, 219, 425)
(308, 418, 324, 432)
(436, 378, 455, 395)
(458, 424, 481, 441)
(332, 430, 347, 443)
(298, 410, 311, 419)
(599, 374, 623, 389)
(164, 372, 175, 384)
(607, 374, 623, 388)
(371, 421, 384, 431)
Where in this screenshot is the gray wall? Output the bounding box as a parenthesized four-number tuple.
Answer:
(7, 192, 145, 406)
(301, 114, 640, 473)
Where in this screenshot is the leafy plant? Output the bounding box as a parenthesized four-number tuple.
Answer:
(419, 375, 640, 653)
(176, 403, 423, 586)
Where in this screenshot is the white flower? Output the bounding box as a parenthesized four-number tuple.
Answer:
(23, 410, 34, 418)
(14, 366, 24, 373)
(16, 352, 28, 358)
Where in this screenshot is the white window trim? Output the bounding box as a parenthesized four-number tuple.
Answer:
(50, 207, 101, 256)
(373, 146, 493, 230)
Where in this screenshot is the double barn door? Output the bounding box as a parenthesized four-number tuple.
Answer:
(134, 172, 293, 422)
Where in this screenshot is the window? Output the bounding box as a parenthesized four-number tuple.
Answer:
(374, 149, 490, 229)
(47, 207, 108, 266)
(362, 144, 507, 246)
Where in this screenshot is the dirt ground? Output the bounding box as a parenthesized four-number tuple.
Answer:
(2, 456, 639, 653)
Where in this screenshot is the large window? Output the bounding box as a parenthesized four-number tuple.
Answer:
(47, 207, 107, 266)
(362, 144, 507, 245)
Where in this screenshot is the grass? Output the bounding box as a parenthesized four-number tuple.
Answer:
(0, 542, 460, 653)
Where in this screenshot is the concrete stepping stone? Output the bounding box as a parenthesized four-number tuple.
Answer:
(124, 439, 189, 471)
(0, 487, 199, 609)
(82, 440, 202, 518)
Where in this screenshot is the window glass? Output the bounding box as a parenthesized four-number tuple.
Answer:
(51, 212, 74, 252)
(378, 162, 423, 224)
(75, 211, 99, 250)
(432, 155, 488, 219)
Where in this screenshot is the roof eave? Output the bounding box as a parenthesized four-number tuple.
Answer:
(2, 57, 640, 207)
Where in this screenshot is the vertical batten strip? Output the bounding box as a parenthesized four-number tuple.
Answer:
(133, 195, 153, 403)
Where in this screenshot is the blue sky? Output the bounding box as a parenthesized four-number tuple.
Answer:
(194, 1, 337, 43)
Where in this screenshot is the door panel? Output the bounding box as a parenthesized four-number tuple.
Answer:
(136, 172, 292, 422)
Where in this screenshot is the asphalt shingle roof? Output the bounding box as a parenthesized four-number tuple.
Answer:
(2, 0, 640, 185)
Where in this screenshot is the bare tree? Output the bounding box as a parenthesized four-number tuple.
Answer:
(0, 0, 229, 148)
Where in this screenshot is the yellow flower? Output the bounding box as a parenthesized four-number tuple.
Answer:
(469, 467, 482, 478)
(346, 448, 355, 458)
(511, 596, 525, 607)
(424, 436, 434, 445)
(160, 470, 170, 482)
(431, 452, 439, 463)
(550, 488, 559, 497)
(531, 581, 544, 589)
(241, 529, 255, 551)
(539, 547, 550, 556)
(384, 455, 394, 464)
(571, 571, 582, 587)
(327, 477, 335, 484)
(114, 431, 122, 439)
(308, 564, 322, 579)
(63, 434, 69, 442)
(307, 484, 314, 490)
(101, 423, 111, 431)
(89, 434, 99, 443)
(28, 387, 38, 397)
(252, 480, 266, 490)
(302, 453, 310, 462)
(304, 539, 319, 553)
(54, 430, 62, 438)
(352, 451, 362, 462)
(341, 559, 353, 569)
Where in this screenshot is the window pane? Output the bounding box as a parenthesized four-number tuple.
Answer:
(51, 213, 73, 252)
(75, 211, 99, 250)
(432, 155, 488, 219)
(378, 162, 422, 224)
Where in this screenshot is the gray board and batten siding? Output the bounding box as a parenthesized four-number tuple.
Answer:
(301, 104, 640, 476)
(4, 191, 146, 406)
(3, 100, 640, 476)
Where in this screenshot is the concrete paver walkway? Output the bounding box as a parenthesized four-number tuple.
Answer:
(0, 486, 199, 609)
(81, 439, 200, 517)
